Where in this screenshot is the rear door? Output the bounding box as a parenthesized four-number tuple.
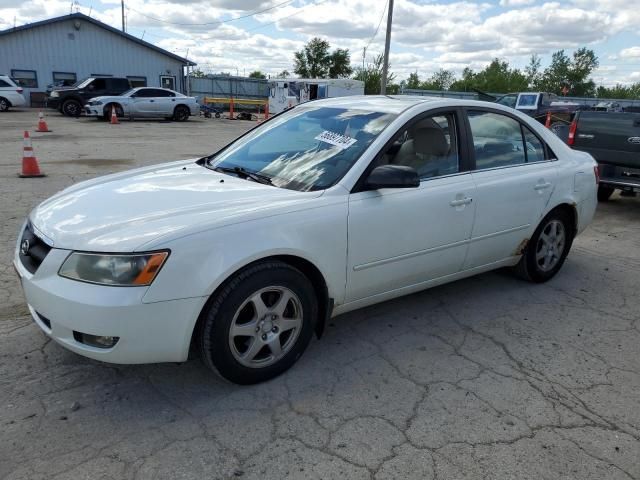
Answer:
(149, 88, 176, 115)
(464, 108, 557, 269)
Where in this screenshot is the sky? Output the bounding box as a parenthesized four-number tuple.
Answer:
(1, 0, 639, 86)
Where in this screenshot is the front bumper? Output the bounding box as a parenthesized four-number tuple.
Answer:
(14, 241, 206, 364)
(47, 97, 60, 109)
(84, 105, 102, 117)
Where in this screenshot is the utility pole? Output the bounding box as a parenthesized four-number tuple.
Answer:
(121, 0, 125, 32)
(380, 0, 394, 94)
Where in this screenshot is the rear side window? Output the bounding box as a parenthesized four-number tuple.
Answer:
(89, 78, 107, 90)
(469, 111, 526, 169)
(151, 89, 174, 97)
(0, 79, 11, 87)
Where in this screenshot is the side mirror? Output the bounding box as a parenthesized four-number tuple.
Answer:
(364, 165, 420, 190)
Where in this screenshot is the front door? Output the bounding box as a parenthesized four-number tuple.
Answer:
(463, 109, 557, 269)
(346, 110, 476, 302)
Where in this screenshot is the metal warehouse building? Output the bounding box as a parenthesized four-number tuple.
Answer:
(0, 13, 195, 106)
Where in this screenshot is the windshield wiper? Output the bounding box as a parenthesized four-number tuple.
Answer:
(213, 166, 272, 185)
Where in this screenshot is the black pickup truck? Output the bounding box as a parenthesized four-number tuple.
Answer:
(568, 111, 640, 201)
(47, 77, 132, 117)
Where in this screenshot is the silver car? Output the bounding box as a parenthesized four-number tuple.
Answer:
(85, 87, 199, 121)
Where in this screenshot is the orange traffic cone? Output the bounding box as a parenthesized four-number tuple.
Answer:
(19, 131, 46, 178)
(110, 105, 119, 125)
(544, 111, 552, 128)
(36, 110, 51, 132)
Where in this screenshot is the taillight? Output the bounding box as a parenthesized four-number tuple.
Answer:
(594, 165, 600, 185)
(567, 119, 577, 146)
(16, 88, 23, 94)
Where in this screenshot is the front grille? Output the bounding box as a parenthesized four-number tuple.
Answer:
(19, 223, 52, 274)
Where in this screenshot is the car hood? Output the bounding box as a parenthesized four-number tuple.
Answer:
(30, 160, 323, 252)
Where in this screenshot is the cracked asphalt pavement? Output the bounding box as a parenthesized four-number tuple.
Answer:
(1, 110, 639, 479)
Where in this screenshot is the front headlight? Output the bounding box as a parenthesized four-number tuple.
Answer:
(90, 100, 103, 106)
(59, 251, 169, 286)
(50, 91, 59, 98)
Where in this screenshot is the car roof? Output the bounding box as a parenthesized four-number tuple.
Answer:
(305, 95, 513, 115)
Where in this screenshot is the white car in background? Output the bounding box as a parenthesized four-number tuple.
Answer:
(0, 75, 27, 111)
(15, 96, 598, 384)
(84, 87, 199, 121)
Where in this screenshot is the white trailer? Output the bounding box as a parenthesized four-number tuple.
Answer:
(268, 78, 365, 115)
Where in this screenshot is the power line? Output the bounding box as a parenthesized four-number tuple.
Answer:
(126, 0, 296, 27)
(244, 0, 331, 32)
(364, 0, 388, 53)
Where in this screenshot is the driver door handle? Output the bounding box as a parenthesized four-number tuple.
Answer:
(534, 181, 552, 190)
(450, 197, 473, 207)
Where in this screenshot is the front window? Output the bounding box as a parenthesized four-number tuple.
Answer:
(207, 106, 396, 191)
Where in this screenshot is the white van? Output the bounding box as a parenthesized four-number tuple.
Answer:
(268, 78, 364, 115)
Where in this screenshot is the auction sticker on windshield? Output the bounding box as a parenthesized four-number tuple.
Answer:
(315, 131, 357, 150)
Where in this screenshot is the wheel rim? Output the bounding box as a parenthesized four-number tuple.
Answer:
(65, 102, 79, 115)
(229, 286, 303, 368)
(535, 219, 566, 272)
(178, 108, 188, 120)
(0, 99, 7, 111)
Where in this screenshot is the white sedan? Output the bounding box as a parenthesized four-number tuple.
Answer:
(15, 96, 598, 384)
(84, 87, 199, 121)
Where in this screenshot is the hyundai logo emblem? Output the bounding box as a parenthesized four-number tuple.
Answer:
(20, 239, 30, 256)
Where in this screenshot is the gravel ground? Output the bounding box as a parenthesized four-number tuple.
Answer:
(1, 109, 639, 480)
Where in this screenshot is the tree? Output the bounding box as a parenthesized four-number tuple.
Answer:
(536, 48, 598, 96)
(449, 67, 476, 91)
(421, 69, 456, 90)
(293, 38, 353, 78)
(328, 48, 353, 78)
(471, 58, 528, 93)
(524, 54, 541, 89)
(596, 83, 640, 99)
(353, 54, 396, 94)
(248, 70, 266, 79)
(277, 70, 290, 78)
(190, 68, 207, 78)
(406, 72, 421, 89)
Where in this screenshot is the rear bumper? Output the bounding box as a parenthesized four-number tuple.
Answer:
(599, 163, 640, 190)
(11, 94, 26, 107)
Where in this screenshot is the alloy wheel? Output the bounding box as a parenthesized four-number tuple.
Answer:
(535, 219, 565, 272)
(228, 286, 303, 368)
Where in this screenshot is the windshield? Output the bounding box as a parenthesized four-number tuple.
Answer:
(75, 78, 94, 89)
(207, 106, 396, 191)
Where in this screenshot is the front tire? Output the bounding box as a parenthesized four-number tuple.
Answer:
(62, 99, 82, 117)
(515, 209, 574, 283)
(198, 261, 318, 384)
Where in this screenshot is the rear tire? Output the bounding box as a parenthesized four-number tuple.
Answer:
(597, 185, 615, 202)
(173, 105, 190, 122)
(198, 261, 317, 384)
(515, 209, 574, 283)
(0, 97, 9, 112)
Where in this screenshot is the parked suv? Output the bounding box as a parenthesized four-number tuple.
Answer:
(0, 75, 26, 111)
(48, 77, 131, 117)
